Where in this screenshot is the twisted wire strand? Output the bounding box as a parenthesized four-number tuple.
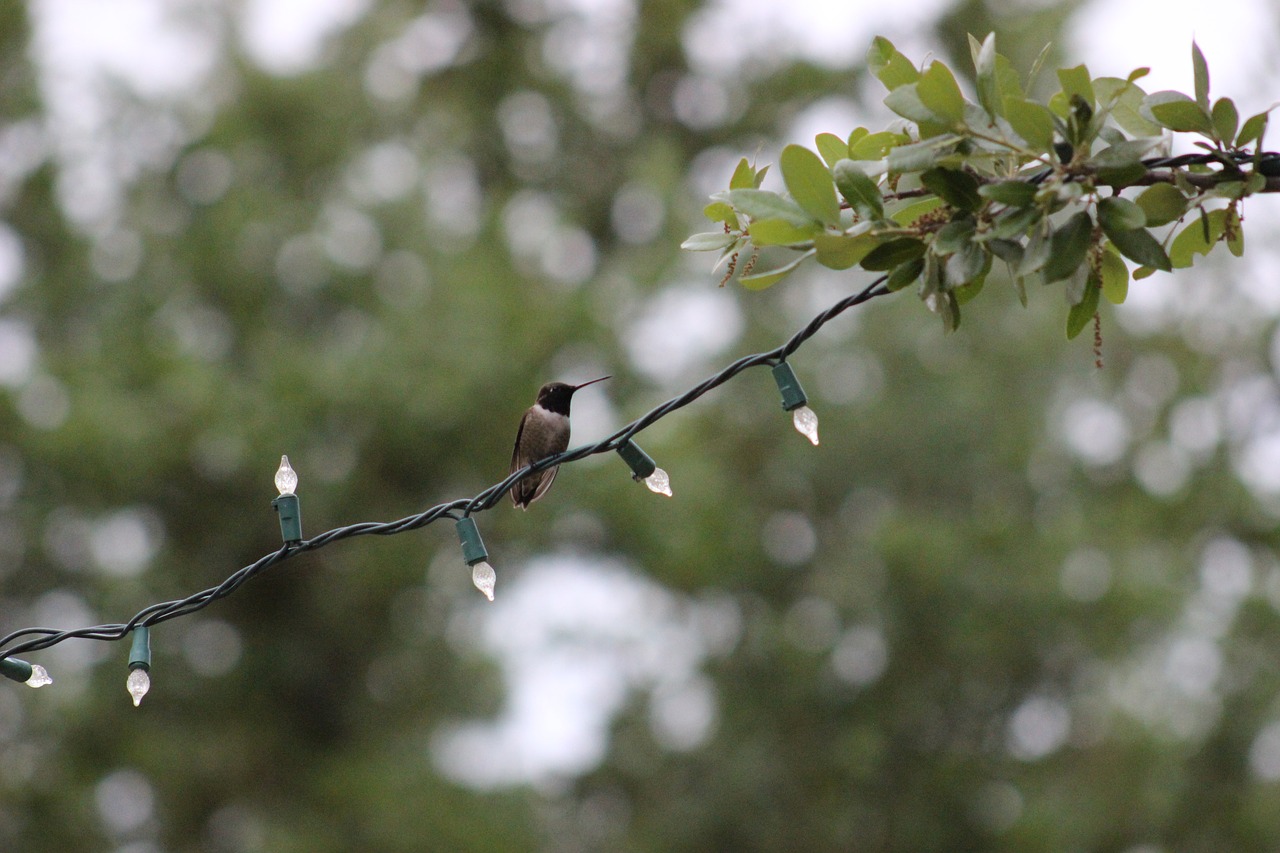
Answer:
(0, 276, 891, 662)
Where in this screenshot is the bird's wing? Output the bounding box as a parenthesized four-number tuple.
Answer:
(510, 414, 564, 509)
(510, 416, 531, 508)
(510, 414, 527, 475)
(529, 465, 557, 505)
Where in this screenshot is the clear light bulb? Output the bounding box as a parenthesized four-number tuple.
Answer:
(792, 406, 819, 446)
(26, 664, 51, 688)
(472, 561, 496, 601)
(644, 467, 673, 497)
(127, 668, 150, 707)
(274, 455, 298, 496)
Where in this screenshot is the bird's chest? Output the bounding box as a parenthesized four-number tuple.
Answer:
(521, 407, 571, 457)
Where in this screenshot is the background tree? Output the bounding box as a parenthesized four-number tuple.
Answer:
(3, 1, 1280, 852)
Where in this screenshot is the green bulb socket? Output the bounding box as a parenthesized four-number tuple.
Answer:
(616, 439, 657, 480)
(772, 362, 809, 412)
(272, 493, 303, 544)
(0, 657, 33, 684)
(128, 626, 151, 672)
(455, 516, 489, 566)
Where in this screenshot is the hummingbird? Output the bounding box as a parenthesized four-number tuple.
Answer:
(510, 375, 611, 509)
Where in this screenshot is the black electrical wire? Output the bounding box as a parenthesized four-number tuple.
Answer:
(0, 275, 892, 662)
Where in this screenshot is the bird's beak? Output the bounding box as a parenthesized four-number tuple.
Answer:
(571, 375, 611, 391)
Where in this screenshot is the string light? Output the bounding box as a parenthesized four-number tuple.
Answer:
(455, 516, 496, 601)
(0, 657, 51, 688)
(272, 455, 303, 544)
(126, 626, 151, 707)
(3, 146, 1275, 683)
(616, 439, 672, 496)
(0, 276, 895, 687)
(771, 361, 819, 446)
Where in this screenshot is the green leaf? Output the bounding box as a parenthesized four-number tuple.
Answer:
(979, 180, 1037, 207)
(748, 218, 822, 246)
(953, 268, 988, 304)
(1100, 246, 1129, 304)
(1222, 178, 1250, 200)
(991, 204, 1043, 240)
(1095, 162, 1149, 189)
(992, 53, 1024, 107)
(1192, 40, 1210, 112)
(1208, 180, 1246, 201)
(1226, 205, 1243, 256)
(1003, 97, 1055, 151)
(1048, 92, 1069, 119)
(738, 250, 814, 290)
(944, 241, 987, 287)
(938, 290, 962, 332)
(886, 135, 960, 173)
(1056, 181, 1086, 205)
(1110, 103, 1164, 138)
(1090, 137, 1164, 169)
(884, 84, 943, 125)
(711, 239, 745, 273)
(889, 196, 945, 226)
(1066, 276, 1101, 340)
(867, 37, 920, 91)
(832, 160, 884, 220)
(1065, 93, 1095, 147)
(1238, 110, 1270, 147)
(1057, 65, 1095, 109)
(849, 131, 907, 160)
(814, 232, 880, 270)
(1097, 196, 1147, 232)
(780, 144, 841, 226)
(681, 231, 738, 251)
(703, 202, 737, 225)
(1143, 91, 1214, 134)
(988, 238, 1023, 266)
(729, 158, 755, 190)
(727, 189, 815, 227)
(1094, 77, 1163, 137)
(861, 237, 926, 271)
(917, 60, 966, 124)
(1027, 42, 1052, 90)
(920, 168, 981, 211)
(934, 217, 977, 254)
(1017, 225, 1051, 276)
(1012, 276, 1029, 307)
(1212, 97, 1238, 145)
(1043, 212, 1093, 282)
(886, 256, 925, 291)
(1135, 183, 1188, 226)
(966, 33, 985, 74)
(989, 240, 1026, 306)
(971, 32, 999, 117)
(917, 255, 958, 330)
(1109, 225, 1172, 271)
(815, 133, 850, 168)
(1170, 208, 1227, 267)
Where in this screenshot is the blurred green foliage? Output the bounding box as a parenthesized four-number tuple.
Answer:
(3, 2, 1280, 852)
